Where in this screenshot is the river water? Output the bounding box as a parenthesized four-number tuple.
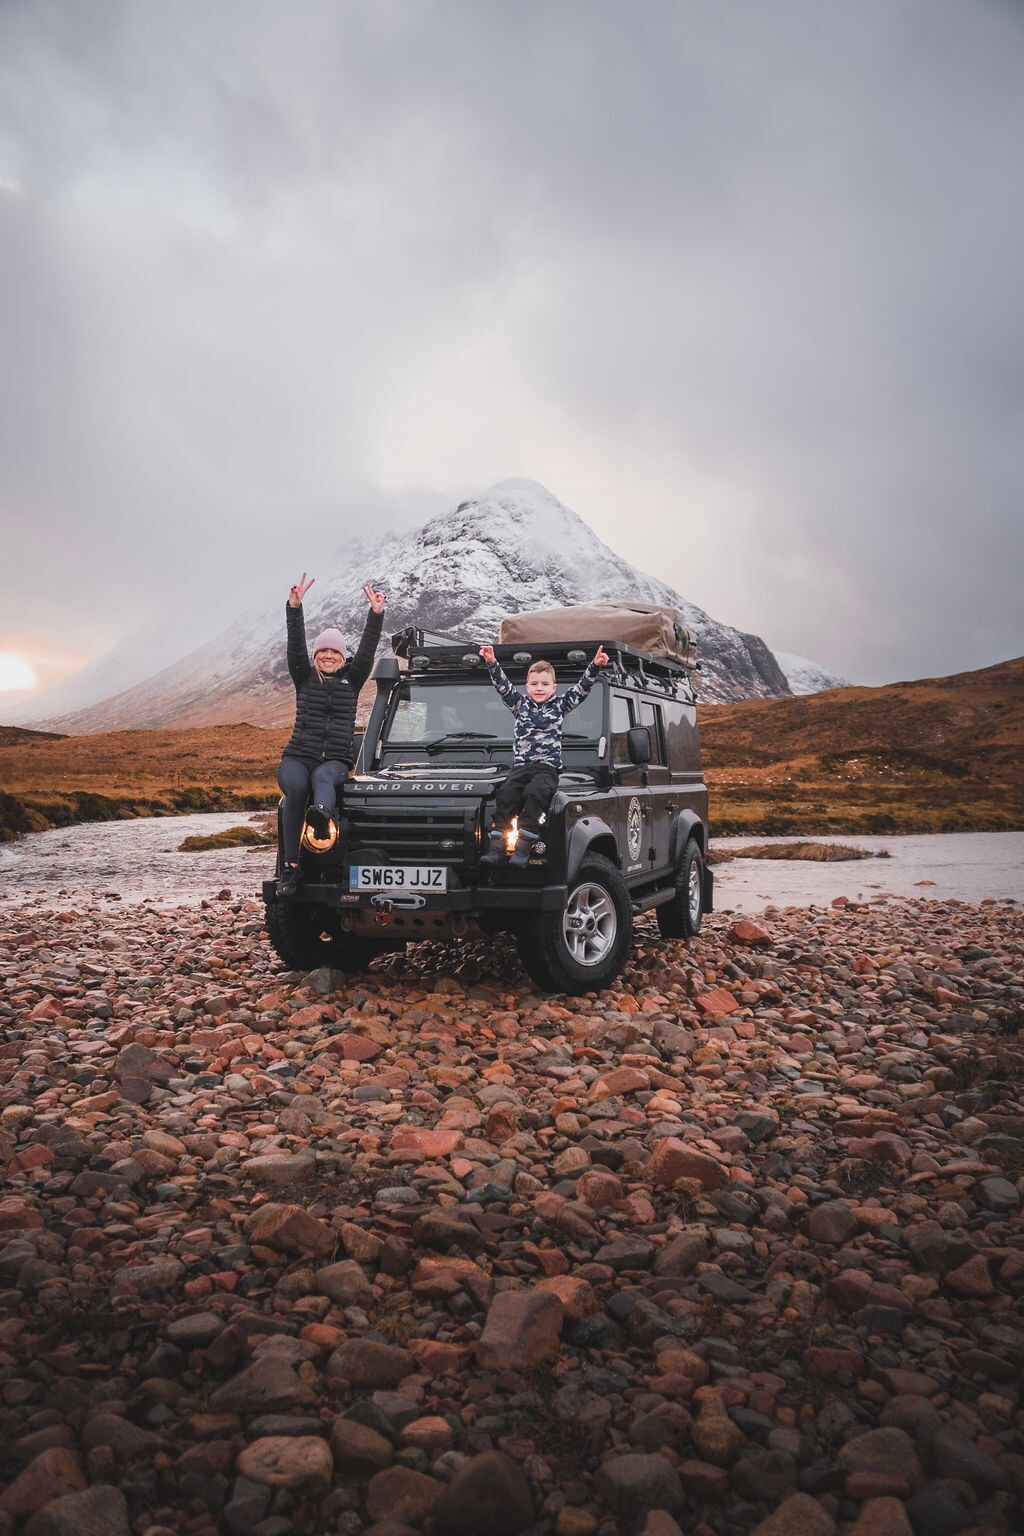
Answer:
(1, 814, 1022, 915)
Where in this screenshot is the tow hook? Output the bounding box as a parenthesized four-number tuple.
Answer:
(370, 893, 427, 919)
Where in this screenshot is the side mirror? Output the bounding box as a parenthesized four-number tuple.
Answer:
(627, 726, 652, 766)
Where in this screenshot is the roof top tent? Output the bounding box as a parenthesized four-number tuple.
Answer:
(389, 625, 698, 702)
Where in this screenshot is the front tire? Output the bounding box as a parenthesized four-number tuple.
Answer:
(265, 902, 390, 973)
(656, 838, 705, 940)
(517, 853, 633, 994)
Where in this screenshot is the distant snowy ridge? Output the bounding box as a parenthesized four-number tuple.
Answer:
(13, 480, 841, 733)
(774, 650, 850, 696)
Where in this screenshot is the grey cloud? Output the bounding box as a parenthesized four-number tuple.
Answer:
(1, 0, 1022, 688)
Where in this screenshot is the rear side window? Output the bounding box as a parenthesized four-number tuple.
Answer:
(610, 694, 634, 765)
(661, 698, 700, 768)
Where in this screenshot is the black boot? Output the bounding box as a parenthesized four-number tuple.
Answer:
(305, 803, 334, 840)
(479, 828, 507, 868)
(508, 829, 538, 869)
(276, 863, 299, 898)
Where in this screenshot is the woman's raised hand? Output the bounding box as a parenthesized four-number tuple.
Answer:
(479, 644, 496, 666)
(362, 581, 386, 614)
(288, 573, 315, 608)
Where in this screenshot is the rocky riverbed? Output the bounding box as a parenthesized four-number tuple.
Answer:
(0, 893, 1022, 1536)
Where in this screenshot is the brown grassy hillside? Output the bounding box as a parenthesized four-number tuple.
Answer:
(701, 654, 1024, 833)
(0, 723, 287, 839)
(3, 656, 1022, 839)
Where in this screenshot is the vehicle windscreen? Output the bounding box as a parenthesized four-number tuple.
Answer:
(382, 679, 603, 750)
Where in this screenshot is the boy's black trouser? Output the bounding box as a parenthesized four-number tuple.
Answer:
(493, 762, 559, 834)
(277, 756, 350, 864)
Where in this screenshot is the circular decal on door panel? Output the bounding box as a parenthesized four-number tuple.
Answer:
(626, 796, 643, 863)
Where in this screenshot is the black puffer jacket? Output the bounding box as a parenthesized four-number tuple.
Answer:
(281, 603, 384, 768)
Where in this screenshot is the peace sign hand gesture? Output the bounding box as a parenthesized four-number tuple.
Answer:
(362, 581, 386, 614)
(288, 573, 315, 608)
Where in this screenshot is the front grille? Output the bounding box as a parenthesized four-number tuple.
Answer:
(344, 804, 478, 868)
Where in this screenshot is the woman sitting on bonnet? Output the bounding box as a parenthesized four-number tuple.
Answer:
(276, 573, 386, 897)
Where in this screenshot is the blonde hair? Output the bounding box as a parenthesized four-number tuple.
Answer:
(527, 660, 556, 682)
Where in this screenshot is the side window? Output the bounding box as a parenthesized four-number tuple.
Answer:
(661, 698, 700, 769)
(638, 701, 664, 765)
(610, 694, 634, 765)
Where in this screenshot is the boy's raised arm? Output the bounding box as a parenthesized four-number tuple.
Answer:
(561, 644, 609, 714)
(479, 644, 521, 711)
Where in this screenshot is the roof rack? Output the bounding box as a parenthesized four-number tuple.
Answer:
(389, 626, 696, 698)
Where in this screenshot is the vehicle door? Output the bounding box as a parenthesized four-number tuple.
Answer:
(610, 691, 652, 881)
(637, 699, 673, 877)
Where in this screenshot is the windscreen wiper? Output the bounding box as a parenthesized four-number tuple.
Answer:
(424, 731, 496, 756)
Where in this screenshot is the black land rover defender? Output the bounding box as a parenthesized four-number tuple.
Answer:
(263, 626, 712, 994)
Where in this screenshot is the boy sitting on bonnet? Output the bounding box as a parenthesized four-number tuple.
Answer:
(477, 642, 609, 868)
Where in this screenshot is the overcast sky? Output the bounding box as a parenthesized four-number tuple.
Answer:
(2, 0, 1022, 700)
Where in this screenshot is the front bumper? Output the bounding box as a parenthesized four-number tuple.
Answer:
(262, 878, 568, 912)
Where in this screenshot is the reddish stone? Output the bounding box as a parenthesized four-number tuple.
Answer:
(476, 1288, 563, 1371)
(803, 1347, 865, 1378)
(0, 1198, 43, 1231)
(752, 1494, 836, 1535)
(328, 1338, 415, 1390)
(645, 1138, 729, 1191)
(575, 1169, 624, 1209)
(536, 1275, 600, 1321)
(679, 1459, 729, 1500)
(524, 1243, 570, 1277)
(411, 1256, 493, 1304)
(484, 1104, 518, 1141)
(848, 1497, 914, 1536)
(945, 1253, 995, 1298)
(245, 1203, 334, 1258)
(407, 1338, 474, 1375)
(728, 920, 773, 947)
(5, 1145, 54, 1175)
(366, 1466, 443, 1525)
(696, 987, 740, 1017)
(235, 1436, 332, 1498)
(341, 1035, 382, 1061)
(588, 1066, 650, 1100)
(399, 1415, 454, 1455)
(389, 1127, 465, 1158)
(0, 1447, 86, 1517)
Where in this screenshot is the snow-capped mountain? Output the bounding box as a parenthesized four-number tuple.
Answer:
(775, 650, 851, 696)
(15, 481, 843, 732)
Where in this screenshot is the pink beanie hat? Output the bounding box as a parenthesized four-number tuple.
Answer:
(312, 628, 346, 657)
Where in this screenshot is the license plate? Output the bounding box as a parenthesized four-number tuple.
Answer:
(350, 865, 448, 892)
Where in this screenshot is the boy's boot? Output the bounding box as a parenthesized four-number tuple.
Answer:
(508, 828, 539, 869)
(479, 828, 507, 868)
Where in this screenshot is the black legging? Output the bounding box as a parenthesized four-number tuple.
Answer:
(493, 762, 559, 834)
(277, 756, 350, 865)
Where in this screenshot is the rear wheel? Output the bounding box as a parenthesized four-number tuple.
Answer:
(656, 838, 705, 940)
(517, 853, 633, 994)
(265, 902, 392, 973)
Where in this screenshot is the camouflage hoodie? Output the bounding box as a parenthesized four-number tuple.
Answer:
(484, 659, 598, 769)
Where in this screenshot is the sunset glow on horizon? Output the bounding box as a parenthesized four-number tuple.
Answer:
(0, 651, 39, 692)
